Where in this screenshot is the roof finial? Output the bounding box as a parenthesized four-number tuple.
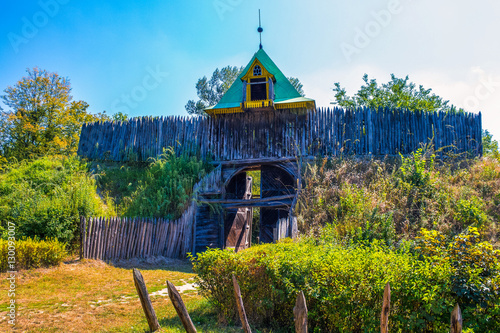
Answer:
(257, 9, 263, 49)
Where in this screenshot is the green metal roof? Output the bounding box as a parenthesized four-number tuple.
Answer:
(208, 48, 303, 110)
(274, 97, 315, 104)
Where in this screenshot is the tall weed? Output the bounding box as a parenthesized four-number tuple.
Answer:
(95, 148, 211, 219)
(298, 153, 500, 245)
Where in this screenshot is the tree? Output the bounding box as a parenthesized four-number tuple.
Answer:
(185, 66, 243, 116)
(288, 77, 305, 97)
(0, 68, 101, 160)
(186, 66, 305, 116)
(332, 74, 463, 113)
(482, 130, 499, 158)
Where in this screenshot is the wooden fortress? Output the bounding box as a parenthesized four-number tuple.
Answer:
(78, 46, 482, 258)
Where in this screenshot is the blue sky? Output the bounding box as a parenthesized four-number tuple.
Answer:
(1, 0, 500, 139)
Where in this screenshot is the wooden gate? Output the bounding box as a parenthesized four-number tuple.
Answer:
(260, 165, 296, 243)
(224, 175, 253, 251)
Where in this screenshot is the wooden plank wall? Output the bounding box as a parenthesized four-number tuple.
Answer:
(81, 201, 196, 260)
(77, 108, 483, 162)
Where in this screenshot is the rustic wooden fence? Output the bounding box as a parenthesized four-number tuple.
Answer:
(77, 108, 482, 162)
(80, 202, 196, 260)
(133, 274, 464, 333)
(81, 165, 225, 260)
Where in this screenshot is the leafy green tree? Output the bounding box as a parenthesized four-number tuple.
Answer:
(186, 66, 305, 116)
(185, 66, 244, 116)
(111, 111, 128, 122)
(483, 130, 499, 158)
(332, 74, 463, 113)
(288, 76, 305, 97)
(0, 68, 100, 160)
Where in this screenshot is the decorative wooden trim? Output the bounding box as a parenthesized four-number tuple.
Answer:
(206, 107, 243, 115)
(243, 99, 274, 109)
(275, 101, 315, 110)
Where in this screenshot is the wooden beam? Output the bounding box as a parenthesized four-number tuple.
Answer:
(212, 157, 299, 166)
(380, 282, 390, 333)
(201, 194, 295, 208)
(167, 280, 197, 333)
(293, 291, 307, 333)
(450, 304, 462, 333)
(133, 268, 160, 332)
(224, 200, 293, 209)
(80, 216, 85, 260)
(232, 274, 252, 333)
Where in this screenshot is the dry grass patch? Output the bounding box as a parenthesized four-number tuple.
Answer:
(0, 258, 243, 332)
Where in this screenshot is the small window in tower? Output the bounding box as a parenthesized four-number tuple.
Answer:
(253, 65, 262, 76)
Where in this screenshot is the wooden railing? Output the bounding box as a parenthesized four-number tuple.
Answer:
(243, 99, 274, 109)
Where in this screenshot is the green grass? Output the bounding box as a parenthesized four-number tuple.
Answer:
(0, 259, 279, 332)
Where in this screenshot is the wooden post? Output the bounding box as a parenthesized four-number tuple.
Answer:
(293, 291, 307, 333)
(133, 268, 160, 332)
(80, 216, 85, 260)
(450, 304, 462, 333)
(167, 280, 197, 333)
(232, 274, 252, 333)
(381, 282, 390, 333)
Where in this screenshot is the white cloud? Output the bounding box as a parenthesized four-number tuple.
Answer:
(302, 64, 500, 141)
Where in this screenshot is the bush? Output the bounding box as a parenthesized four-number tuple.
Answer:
(193, 238, 499, 332)
(0, 237, 67, 272)
(416, 227, 500, 331)
(0, 155, 112, 245)
(94, 147, 212, 219)
(454, 197, 488, 229)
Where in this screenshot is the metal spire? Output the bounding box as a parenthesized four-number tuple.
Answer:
(258, 9, 263, 49)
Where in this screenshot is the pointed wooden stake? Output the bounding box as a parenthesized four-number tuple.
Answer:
(167, 280, 197, 333)
(450, 304, 462, 333)
(380, 282, 390, 333)
(133, 268, 160, 332)
(232, 274, 252, 333)
(293, 291, 308, 333)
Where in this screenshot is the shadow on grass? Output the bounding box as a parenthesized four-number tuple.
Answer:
(156, 301, 242, 333)
(155, 300, 292, 333)
(109, 258, 194, 274)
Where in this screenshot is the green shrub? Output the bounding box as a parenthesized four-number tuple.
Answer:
(193, 238, 500, 332)
(0, 156, 111, 245)
(454, 197, 488, 229)
(398, 148, 435, 188)
(95, 147, 212, 219)
(0, 237, 67, 272)
(416, 227, 500, 331)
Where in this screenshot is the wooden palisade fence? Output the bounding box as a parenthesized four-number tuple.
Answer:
(80, 165, 223, 260)
(78, 107, 482, 162)
(80, 202, 196, 260)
